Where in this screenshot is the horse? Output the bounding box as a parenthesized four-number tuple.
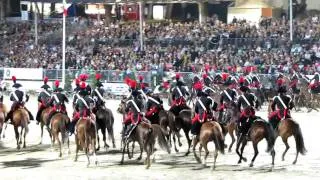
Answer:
(39, 107, 52, 144)
(94, 104, 116, 151)
(192, 121, 225, 170)
(274, 118, 307, 164)
(120, 121, 154, 169)
(0, 103, 6, 139)
(236, 119, 276, 167)
(50, 112, 70, 157)
(74, 116, 98, 167)
(220, 102, 239, 152)
(11, 107, 30, 149)
(172, 109, 193, 156)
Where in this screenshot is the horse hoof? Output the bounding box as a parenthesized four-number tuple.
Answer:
(59, 153, 62, 158)
(228, 149, 232, 153)
(137, 157, 142, 161)
(293, 160, 297, 165)
(175, 149, 179, 153)
(243, 157, 247, 162)
(113, 144, 116, 149)
(249, 163, 254, 167)
(23, 145, 26, 149)
(87, 163, 90, 168)
(237, 160, 242, 164)
(282, 158, 285, 161)
(96, 148, 100, 152)
(95, 161, 98, 166)
(224, 144, 228, 148)
(211, 166, 216, 171)
(120, 161, 124, 165)
(17, 146, 20, 150)
(185, 152, 190, 156)
(179, 143, 182, 147)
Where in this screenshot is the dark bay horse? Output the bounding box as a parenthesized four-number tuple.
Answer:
(236, 119, 276, 167)
(192, 121, 225, 170)
(95, 105, 116, 150)
(50, 112, 70, 157)
(274, 118, 306, 164)
(39, 107, 52, 144)
(74, 117, 98, 167)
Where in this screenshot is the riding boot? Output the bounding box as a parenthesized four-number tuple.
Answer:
(46, 111, 56, 127)
(68, 120, 78, 136)
(5, 110, 13, 124)
(36, 108, 44, 124)
(25, 109, 34, 121)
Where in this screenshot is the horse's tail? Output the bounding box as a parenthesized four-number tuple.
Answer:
(212, 124, 225, 154)
(152, 124, 171, 154)
(264, 121, 276, 153)
(107, 110, 115, 141)
(292, 121, 307, 155)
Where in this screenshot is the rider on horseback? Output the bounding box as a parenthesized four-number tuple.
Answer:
(72, 78, 81, 107)
(269, 86, 294, 129)
(46, 80, 69, 126)
(36, 77, 52, 125)
(5, 76, 34, 124)
(237, 86, 259, 138)
(69, 82, 95, 135)
(289, 72, 300, 94)
(276, 73, 286, 90)
(145, 89, 163, 123)
(191, 81, 215, 137)
(79, 74, 91, 95)
(123, 79, 144, 138)
(309, 72, 320, 94)
(92, 73, 105, 113)
(251, 73, 261, 89)
(218, 79, 238, 122)
(169, 73, 190, 116)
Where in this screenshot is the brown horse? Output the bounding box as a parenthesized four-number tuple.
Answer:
(0, 103, 6, 139)
(120, 121, 154, 169)
(74, 117, 98, 167)
(39, 107, 52, 144)
(50, 112, 70, 157)
(236, 119, 276, 167)
(192, 121, 225, 170)
(11, 108, 30, 149)
(275, 118, 307, 164)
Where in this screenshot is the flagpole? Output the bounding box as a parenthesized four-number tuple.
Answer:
(62, 0, 66, 88)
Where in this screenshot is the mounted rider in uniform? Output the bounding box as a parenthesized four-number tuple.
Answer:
(145, 89, 163, 124)
(72, 78, 81, 107)
(92, 73, 105, 113)
(169, 73, 190, 116)
(191, 81, 215, 138)
(309, 72, 320, 94)
(218, 79, 238, 122)
(269, 86, 294, 129)
(69, 82, 95, 135)
(123, 80, 144, 138)
(46, 80, 69, 126)
(237, 86, 259, 138)
(36, 77, 52, 125)
(79, 74, 91, 95)
(5, 76, 34, 124)
(289, 72, 300, 94)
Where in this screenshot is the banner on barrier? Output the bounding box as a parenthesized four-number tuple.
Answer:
(3, 68, 43, 80)
(103, 82, 130, 96)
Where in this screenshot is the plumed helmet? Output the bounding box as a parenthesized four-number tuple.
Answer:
(44, 76, 49, 84)
(54, 80, 60, 88)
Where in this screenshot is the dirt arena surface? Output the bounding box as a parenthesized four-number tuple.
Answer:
(0, 96, 319, 180)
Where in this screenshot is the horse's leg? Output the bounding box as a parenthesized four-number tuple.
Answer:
(137, 141, 143, 161)
(2, 123, 8, 138)
(51, 131, 56, 152)
(14, 127, 20, 149)
(96, 131, 100, 151)
(102, 128, 109, 149)
(177, 131, 183, 147)
(92, 136, 98, 166)
(249, 142, 259, 167)
(74, 136, 79, 162)
(202, 143, 209, 167)
(130, 142, 135, 159)
(211, 149, 218, 171)
(183, 128, 192, 156)
(120, 140, 127, 164)
(235, 135, 243, 164)
(173, 133, 179, 153)
(239, 139, 248, 163)
(19, 127, 23, 145)
(281, 136, 290, 162)
(39, 124, 44, 145)
(228, 124, 236, 152)
(57, 133, 62, 157)
(192, 137, 201, 163)
(107, 125, 116, 148)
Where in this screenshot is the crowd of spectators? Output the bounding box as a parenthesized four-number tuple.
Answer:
(1, 15, 320, 75)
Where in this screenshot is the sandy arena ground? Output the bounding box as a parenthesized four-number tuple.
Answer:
(0, 96, 319, 180)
